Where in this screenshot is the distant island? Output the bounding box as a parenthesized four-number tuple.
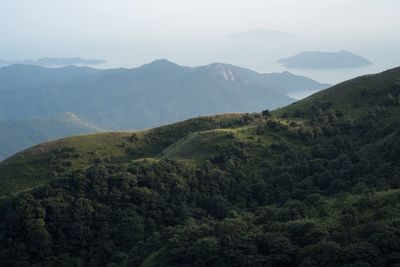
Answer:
(278, 50, 372, 69)
(0, 57, 106, 67)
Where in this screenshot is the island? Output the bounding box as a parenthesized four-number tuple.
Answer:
(278, 50, 372, 69)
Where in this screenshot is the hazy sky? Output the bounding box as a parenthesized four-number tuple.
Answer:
(1, 0, 399, 37)
(1, 0, 399, 82)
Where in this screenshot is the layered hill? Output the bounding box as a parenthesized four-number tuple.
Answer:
(0, 60, 329, 160)
(0, 68, 399, 266)
(0, 113, 103, 160)
(0, 60, 328, 129)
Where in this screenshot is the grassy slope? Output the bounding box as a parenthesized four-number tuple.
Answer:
(0, 112, 103, 160)
(0, 67, 399, 197)
(276, 66, 400, 120)
(0, 113, 244, 196)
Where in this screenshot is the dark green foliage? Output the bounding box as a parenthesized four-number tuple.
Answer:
(1, 68, 400, 266)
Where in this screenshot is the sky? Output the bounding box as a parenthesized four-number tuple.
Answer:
(1, 0, 399, 83)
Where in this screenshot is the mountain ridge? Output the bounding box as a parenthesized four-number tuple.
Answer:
(0, 66, 398, 195)
(0, 60, 329, 160)
(0, 67, 399, 266)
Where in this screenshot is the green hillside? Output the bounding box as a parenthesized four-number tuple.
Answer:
(0, 113, 244, 196)
(0, 61, 330, 160)
(0, 113, 103, 160)
(277, 66, 400, 120)
(0, 68, 399, 266)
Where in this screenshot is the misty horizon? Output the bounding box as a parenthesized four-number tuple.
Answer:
(1, 0, 400, 83)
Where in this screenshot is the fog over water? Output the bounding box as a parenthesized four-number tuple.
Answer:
(1, 0, 399, 84)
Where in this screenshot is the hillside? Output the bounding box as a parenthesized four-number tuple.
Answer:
(0, 113, 244, 195)
(278, 50, 372, 69)
(0, 68, 399, 266)
(0, 113, 103, 160)
(277, 66, 400, 120)
(0, 61, 329, 160)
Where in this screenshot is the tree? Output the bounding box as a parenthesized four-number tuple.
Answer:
(261, 109, 271, 117)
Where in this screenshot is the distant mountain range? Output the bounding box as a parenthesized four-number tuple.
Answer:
(0, 60, 329, 160)
(0, 57, 106, 67)
(278, 50, 372, 69)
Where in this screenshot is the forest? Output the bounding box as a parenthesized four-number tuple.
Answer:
(0, 68, 399, 266)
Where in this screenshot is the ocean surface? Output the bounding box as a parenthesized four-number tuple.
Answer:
(2, 31, 399, 88)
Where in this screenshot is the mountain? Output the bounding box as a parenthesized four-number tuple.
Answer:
(0, 59, 328, 128)
(0, 64, 101, 91)
(0, 113, 103, 160)
(205, 63, 330, 94)
(0, 60, 329, 160)
(0, 67, 399, 266)
(278, 50, 372, 69)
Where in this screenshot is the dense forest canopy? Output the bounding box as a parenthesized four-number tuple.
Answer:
(0, 67, 399, 266)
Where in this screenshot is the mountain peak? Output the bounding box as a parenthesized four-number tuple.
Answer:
(146, 59, 178, 67)
(138, 59, 184, 73)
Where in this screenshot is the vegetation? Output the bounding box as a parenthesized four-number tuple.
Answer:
(0, 67, 399, 266)
(0, 61, 329, 159)
(0, 113, 102, 160)
(0, 113, 245, 196)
